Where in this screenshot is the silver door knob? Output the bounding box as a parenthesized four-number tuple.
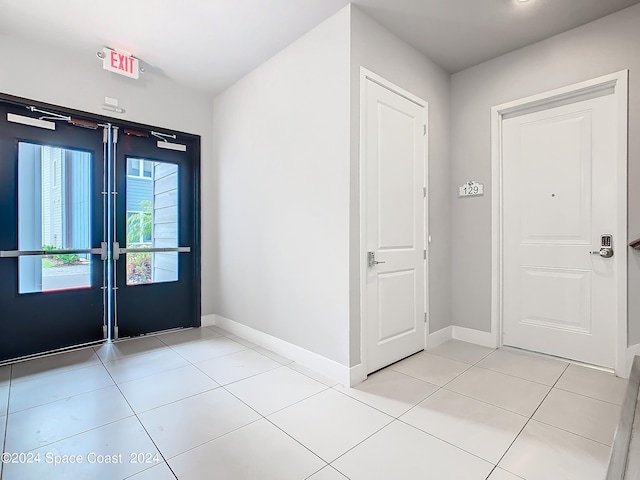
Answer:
(590, 248, 613, 258)
(368, 251, 386, 268)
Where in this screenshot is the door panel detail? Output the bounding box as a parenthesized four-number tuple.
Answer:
(377, 269, 417, 342)
(520, 266, 592, 333)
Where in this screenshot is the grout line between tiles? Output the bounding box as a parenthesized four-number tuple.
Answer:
(426, 344, 495, 366)
(394, 416, 503, 466)
(0, 364, 12, 480)
(100, 360, 179, 478)
(329, 381, 437, 420)
(263, 416, 330, 465)
(483, 362, 572, 478)
(471, 364, 567, 387)
(553, 384, 625, 407)
(325, 417, 397, 467)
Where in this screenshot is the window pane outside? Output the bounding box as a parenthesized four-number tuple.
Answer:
(126, 159, 179, 285)
(18, 143, 92, 294)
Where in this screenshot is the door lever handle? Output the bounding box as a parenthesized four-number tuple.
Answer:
(590, 248, 613, 258)
(368, 251, 386, 268)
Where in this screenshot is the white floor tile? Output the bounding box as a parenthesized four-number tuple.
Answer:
(269, 389, 393, 462)
(0, 365, 10, 386)
(138, 388, 260, 459)
(555, 364, 628, 405)
(0, 385, 9, 416)
(446, 366, 551, 416)
(168, 419, 325, 480)
(477, 349, 568, 385)
(169, 336, 247, 363)
(118, 364, 219, 413)
(94, 336, 169, 363)
(206, 325, 231, 336)
(252, 346, 293, 365)
(334, 369, 438, 417)
(226, 366, 327, 415)
(104, 348, 189, 384)
(499, 420, 610, 480)
(196, 349, 281, 385)
(125, 462, 177, 480)
(0, 413, 6, 448)
(332, 420, 493, 480)
(8, 364, 114, 413)
(10, 348, 101, 384)
(388, 351, 469, 386)
(428, 340, 495, 365)
(2, 417, 160, 480)
(288, 363, 339, 387)
(225, 333, 258, 348)
(533, 388, 621, 445)
(400, 389, 528, 463)
(307, 466, 349, 479)
(156, 327, 221, 347)
(4, 386, 133, 453)
(487, 468, 524, 480)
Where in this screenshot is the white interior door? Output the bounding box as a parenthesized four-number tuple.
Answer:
(363, 76, 427, 374)
(502, 91, 620, 368)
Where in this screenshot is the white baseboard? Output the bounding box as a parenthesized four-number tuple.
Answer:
(348, 363, 367, 387)
(427, 326, 452, 349)
(212, 315, 353, 386)
(200, 314, 216, 327)
(452, 326, 497, 348)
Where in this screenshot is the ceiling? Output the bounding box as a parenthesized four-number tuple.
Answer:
(1, 0, 639, 96)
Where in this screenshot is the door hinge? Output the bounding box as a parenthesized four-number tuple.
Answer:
(423, 187, 427, 198)
(423, 124, 427, 136)
(423, 250, 427, 260)
(112, 126, 119, 144)
(424, 313, 427, 323)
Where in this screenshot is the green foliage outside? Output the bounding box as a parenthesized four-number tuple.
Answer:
(127, 200, 152, 245)
(42, 245, 79, 264)
(126, 200, 153, 284)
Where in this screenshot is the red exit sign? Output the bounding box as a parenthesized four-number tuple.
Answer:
(102, 47, 139, 79)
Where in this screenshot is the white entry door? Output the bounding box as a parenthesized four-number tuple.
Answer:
(362, 74, 427, 374)
(501, 89, 621, 368)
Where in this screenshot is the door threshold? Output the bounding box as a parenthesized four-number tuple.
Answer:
(110, 326, 190, 343)
(501, 345, 615, 375)
(0, 340, 104, 367)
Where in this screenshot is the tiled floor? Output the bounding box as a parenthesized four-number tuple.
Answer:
(0, 327, 628, 479)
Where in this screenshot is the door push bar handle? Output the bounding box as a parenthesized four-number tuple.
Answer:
(0, 247, 105, 258)
(112, 242, 191, 261)
(368, 251, 386, 268)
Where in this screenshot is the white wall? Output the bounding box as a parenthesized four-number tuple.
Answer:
(212, 7, 352, 365)
(450, 4, 640, 345)
(0, 34, 216, 314)
(350, 6, 452, 364)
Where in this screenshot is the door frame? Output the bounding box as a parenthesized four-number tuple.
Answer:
(490, 70, 628, 376)
(358, 67, 429, 378)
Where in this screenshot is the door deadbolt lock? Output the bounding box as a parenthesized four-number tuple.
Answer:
(590, 234, 613, 258)
(368, 251, 386, 268)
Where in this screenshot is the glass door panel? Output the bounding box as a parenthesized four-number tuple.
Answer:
(0, 102, 105, 362)
(114, 131, 199, 338)
(125, 159, 179, 285)
(18, 143, 92, 293)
